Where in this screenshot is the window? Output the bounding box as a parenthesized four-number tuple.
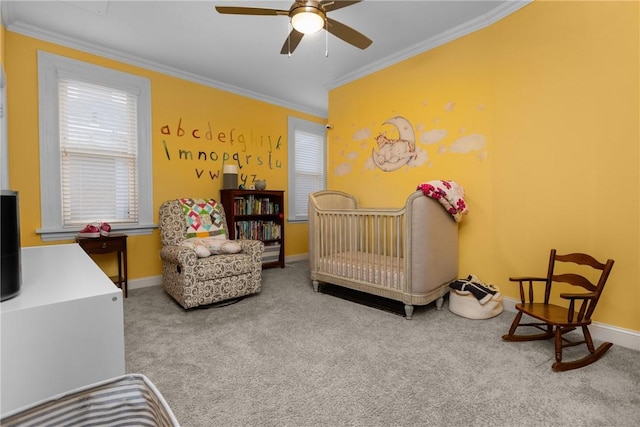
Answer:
(287, 116, 326, 222)
(37, 51, 154, 241)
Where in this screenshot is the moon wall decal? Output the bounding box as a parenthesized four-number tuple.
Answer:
(371, 116, 417, 172)
(371, 146, 413, 172)
(383, 116, 415, 147)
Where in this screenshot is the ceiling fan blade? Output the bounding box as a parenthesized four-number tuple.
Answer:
(321, 1, 362, 13)
(280, 29, 305, 55)
(215, 6, 288, 16)
(325, 17, 372, 50)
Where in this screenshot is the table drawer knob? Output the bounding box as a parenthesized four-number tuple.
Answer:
(101, 243, 107, 249)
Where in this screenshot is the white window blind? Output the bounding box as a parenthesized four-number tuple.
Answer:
(288, 117, 326, 221)
(59, 78, 139, 226)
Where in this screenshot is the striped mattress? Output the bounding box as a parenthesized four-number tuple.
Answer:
(0, 374, 179, 427)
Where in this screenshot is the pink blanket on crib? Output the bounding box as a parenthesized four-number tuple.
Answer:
(417, 180, 468, 222)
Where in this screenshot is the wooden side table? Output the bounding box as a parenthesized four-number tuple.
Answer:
(77, 234, 128, 297)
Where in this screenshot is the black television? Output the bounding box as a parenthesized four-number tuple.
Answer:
(1, 189, 22, 301)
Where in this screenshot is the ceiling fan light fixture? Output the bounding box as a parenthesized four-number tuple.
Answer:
(291, 6, 325, 34)
(216, 1, 371, 54)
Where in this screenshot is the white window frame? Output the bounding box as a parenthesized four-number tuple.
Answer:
(37, 51, 154, 241)
(287, 116, 326, 222)
(1, 65, 8, 190)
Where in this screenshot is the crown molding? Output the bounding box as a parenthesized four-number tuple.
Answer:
(4, 20, 327, 119)
(327, 0, 532, 91)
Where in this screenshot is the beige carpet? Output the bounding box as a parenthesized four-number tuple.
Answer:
(124, 261, 640, 427)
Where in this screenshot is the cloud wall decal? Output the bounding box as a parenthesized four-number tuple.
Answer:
(420, 129, 447, 145)
(353, 128, 371, 141)
(450, 134, 486, 153)
(335, 163, 352, 176)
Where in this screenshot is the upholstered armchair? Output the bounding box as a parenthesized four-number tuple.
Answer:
(158, 198, 264, 309)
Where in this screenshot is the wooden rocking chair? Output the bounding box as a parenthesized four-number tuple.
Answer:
(502, 249, 615, 372)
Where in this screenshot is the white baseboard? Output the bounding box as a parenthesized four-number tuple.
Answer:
(502, 297, 640, 352)
(285, 253, 308, 263)
(128, 275, 162, 291)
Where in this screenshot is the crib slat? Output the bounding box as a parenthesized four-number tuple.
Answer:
(314, 207, 406, 291)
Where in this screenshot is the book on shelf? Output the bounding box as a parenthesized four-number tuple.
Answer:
(232, 196, 281, 216)
(234, 220, 281, 241)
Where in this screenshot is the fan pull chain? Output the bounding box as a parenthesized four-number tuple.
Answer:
(325, 21, 329, 57)
(287, 21, 292, 58)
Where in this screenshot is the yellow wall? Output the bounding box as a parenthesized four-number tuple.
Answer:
(328, 1, 639, 331)
(4, 32, 321, 279)
(5, 2, 639, 332)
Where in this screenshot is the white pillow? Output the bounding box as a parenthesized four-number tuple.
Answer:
(204, 238, 242, 255)
(180, 237, 242, 257)
(180, 238, 211, 258)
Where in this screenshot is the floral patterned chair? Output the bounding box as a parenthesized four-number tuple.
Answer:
(158, 198, 264, 309)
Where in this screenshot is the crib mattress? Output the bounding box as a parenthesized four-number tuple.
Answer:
(0, 374, 179, 427)
(318, 251, 405, 289)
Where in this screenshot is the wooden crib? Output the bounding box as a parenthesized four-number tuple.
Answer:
(308, 190, 459, 319)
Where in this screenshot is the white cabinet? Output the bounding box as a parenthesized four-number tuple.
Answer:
(1, 244, 125, 415)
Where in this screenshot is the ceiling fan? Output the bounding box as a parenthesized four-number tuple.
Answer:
(215, 1, 373, 54)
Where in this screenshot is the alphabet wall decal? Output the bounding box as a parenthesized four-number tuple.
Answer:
(158, 117, 284, 182)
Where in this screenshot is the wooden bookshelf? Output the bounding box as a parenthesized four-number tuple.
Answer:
(220, 189, 285, 268)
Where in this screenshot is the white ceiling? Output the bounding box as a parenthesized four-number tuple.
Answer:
(1, 0, 529, 117)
